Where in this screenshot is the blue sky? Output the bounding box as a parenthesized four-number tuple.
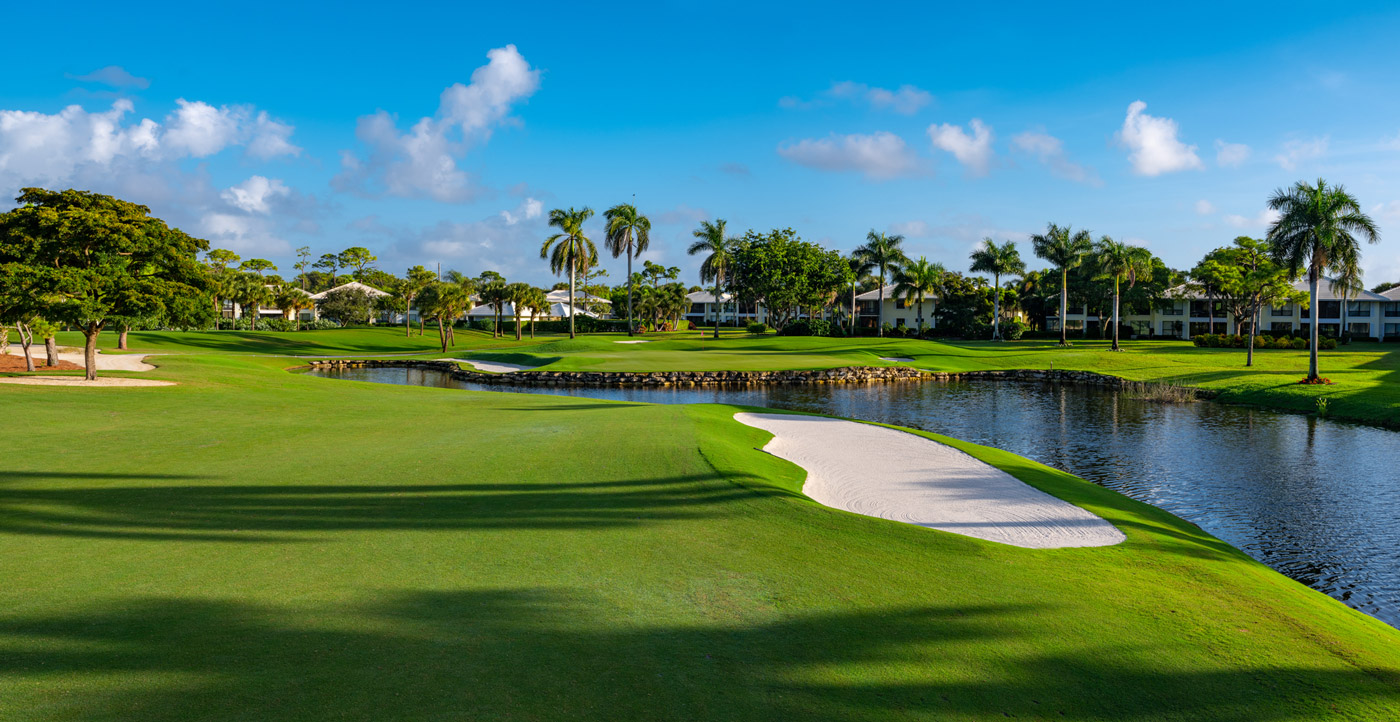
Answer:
(3, 1, 1400, 286)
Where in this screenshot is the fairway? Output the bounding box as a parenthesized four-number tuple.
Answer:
(4, 340, 1400, 720)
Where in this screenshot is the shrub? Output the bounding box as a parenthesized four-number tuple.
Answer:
(999, 319, 1025, 341)
(746, 322, 768, 335)
(779, 319, 832, 337)
(1273, 336, 1293, 349)
(687, 321, 698, 331)
(1291, 337, 1307, 350)
(826, 324, 846, 338)
(1319, 337, 1338, 350)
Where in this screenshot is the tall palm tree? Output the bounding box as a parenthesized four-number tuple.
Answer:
(968, 238, 1025, 340)
(228, 273, 273, 331)
(399, 265, 439, 337)
(853, 230, 909, 337)
(1030, 223, 1093, 346)
(1093, 236, 1154, 351)
(604, 203, 651, 336)
(687, 219, 737, 339)
(478, 280, 509, 338)
(892, 257, 946, 336)
(505, 282, 533, 341)
(1267, 179, 1380, 381)
(541, 207, 598, 339)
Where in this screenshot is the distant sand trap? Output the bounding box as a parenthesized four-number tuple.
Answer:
(734, 412, 1125, 549)
(615, 340, 650, 344)
(441, 359, 537, 374)
(3, 348, 155, 371)
(0, 376, 174, 387)
(879, 357, 914, 362)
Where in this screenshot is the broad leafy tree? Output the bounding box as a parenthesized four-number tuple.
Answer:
(240, 258, 277, 277)
(603, 203, 650, 336)
(338, 247, 378, 281)
(969, 238, 1025, 340)
(540, 207, 598, 339)
(730, 228, 853, 331)
(853, 230, 908, 336)
(688, 219, 738, 339)
(1030, 222, 1093, 346)
(0, 188, 209, 380)
(1267, 179, 1380, 381)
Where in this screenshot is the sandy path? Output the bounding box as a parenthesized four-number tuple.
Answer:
(0, 376, 174, 387)
(440, 359, 538, 374)
(879, 356, 914, 362)
(2, 348, 155, 371)
(734, 412, 1124, 549)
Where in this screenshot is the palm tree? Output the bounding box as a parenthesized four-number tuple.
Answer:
(1030, 223, 1093, 346)
(1331, 261, 1363, 342)
(853, 230, 908, 337)
(969, 238, 1026, 340)
(662, 283, 691, 330)
(604, 203, 651, 336)
(891, 257, 946, 336)
(398, 265, 439, 337)
(1267, 179, 1380, 381)
(541, 207, 598, 339)
(505, 282, 533, 341)
(227, 273, 273, 331)
(687, 219, 737, 339)
(522, 286, 548, 339)
(273, 286, 314, 329)
(636, 285, 662, 330)
(478, 280, 509, 338)
(1093, 237, 1154, 351)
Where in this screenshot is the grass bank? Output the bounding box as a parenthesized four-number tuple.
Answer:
(3, 350, 1399, 719)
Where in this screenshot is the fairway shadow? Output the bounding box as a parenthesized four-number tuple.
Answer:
(0, 476, 761, 542)
(1, 589, 1395, 721)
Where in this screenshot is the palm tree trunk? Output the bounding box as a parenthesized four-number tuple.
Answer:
(1111, 278, 1121, 351)
(877, 269, 886, 337)
(568, 259, 577, 339)
(1059, 268, 1068, 346)
(714, 269, 723, 339)
(438, 318, 447, 353)
(515, 310, 523, 341)
(1247, 302, 1257, 367)
(626, 246, 635, 336)
(1308, 272, 1320, 380)
(405, 295, 413, 337)
(992, 272, 1002, 340)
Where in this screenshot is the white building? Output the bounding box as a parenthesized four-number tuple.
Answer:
(853, 285, 937, 331)
(684, 291, 764, 325)
(1048, 277, 1396, 340)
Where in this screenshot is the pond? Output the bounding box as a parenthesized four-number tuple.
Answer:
(309, 365, 1400, 629)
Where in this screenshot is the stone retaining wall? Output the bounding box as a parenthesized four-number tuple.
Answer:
(305, 359, 1213, 397)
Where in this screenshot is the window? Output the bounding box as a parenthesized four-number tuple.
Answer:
(1128, 320, 1151, 337)
(858, 301, 878, 315)
(1386, 303, 1400, 318)
(895, 318, 907, 328)
(689, 304, 705, 315)
(1160, 320, 1182, 336)
(1271, 322, 1293, 333)
(1159, 304, 1183, 316)
(1386, 323, 1400, 338)
(1319, 300, 1341, 318)
(1271, 303, 1293, 316)
(895, 298, 909, 309)
(1348, 322, 1371, 336)
(1190, 300, 1224, 317)
(1347, 301, 1371, 316)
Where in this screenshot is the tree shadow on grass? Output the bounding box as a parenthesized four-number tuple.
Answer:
(1, 589, 1396, 721)
(0, 475, 759, 543)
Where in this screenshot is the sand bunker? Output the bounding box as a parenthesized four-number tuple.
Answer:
(879, 357, 914, 362)
(441, 359, 538, 374)
(734, 412, 1124, 549)
(3, 348, 154, 371)
(615, 340, 650, 344)
(0, 376, 174, 387)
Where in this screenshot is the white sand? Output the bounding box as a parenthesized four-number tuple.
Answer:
(0, 376, 174, 387)
(879, 357, 914, 362)
(734, 412, 1124, 549)
(2, 347, 155, 371)
(615, 340, 650, 344)
(440, 359, 538, 374)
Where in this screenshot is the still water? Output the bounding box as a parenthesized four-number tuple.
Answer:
(311, 365, 1400, 628)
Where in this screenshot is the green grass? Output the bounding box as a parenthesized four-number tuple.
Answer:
(43, 327, 1400, 424)
(3, 348, 1400, 720)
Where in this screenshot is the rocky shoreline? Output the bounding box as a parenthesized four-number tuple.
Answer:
(305, 359, 1214, 397)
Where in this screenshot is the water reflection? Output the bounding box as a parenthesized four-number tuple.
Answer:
(310, 367, 1400, 628)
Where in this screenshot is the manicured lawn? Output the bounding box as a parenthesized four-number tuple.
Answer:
(44, 327, 1400, 424)
(3, 349, 1400, 720)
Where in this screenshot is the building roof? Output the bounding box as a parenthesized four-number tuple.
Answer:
(1166, 277, 1388, 302)
(310, 281, 390, 300)
(853, 285, 921, 301)
(1380, 286, 1400, 301)
(468, 302, 599, 318)
(686, 290, 733, 303)
(545, 289, 610, 304)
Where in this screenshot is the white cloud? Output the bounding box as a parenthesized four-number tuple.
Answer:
(1225, 208, 1281, 229)
(499, 197, 542, 225)
(1215, 140, 1250, 168)
(1386, 132, 1400, 151)
(198, 212, 292, 256)
(655, 204, 709, 225)
(1274, 136, 1328, 170)
(1116, 100, 1202, 176)
(247, 112, 300, 159)
(1371, 200, 1400, 221)
(1009, 130, 1096, 183)
(777, 131, 922, 180)
(0, 97, 299, 194)
(928, 119, 994, 176)
(889, 220, 931, 238)
(70, 65, 149, 89)
(333, 44, 540, 202)
(1195, 199, 1215, 215)
(221, 176, 291, 214)
(780, 81, 933, 115)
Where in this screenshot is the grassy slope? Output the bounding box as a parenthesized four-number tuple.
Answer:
(2, 352, 1399, 720)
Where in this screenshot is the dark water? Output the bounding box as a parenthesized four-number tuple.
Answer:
(310, 366, 1400, 628)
